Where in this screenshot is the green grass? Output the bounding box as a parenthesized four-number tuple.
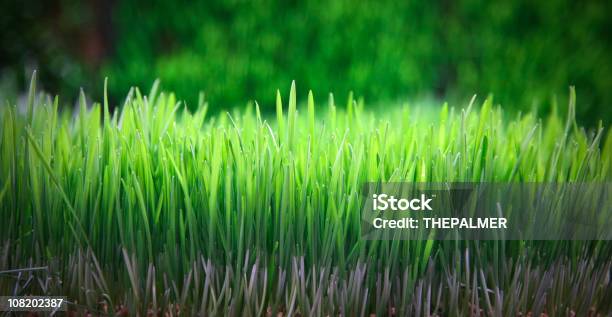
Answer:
(0, 74, 611, 315)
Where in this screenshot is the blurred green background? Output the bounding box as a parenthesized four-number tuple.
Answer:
(1, 0, 611, 124)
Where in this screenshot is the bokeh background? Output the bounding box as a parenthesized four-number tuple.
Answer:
(1, 0, 611, 124)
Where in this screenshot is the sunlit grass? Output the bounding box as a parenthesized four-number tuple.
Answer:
(0, 74, 610, 315)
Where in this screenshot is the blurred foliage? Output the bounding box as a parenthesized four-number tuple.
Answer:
(0, 0, 96, 99)
(105, 1, 440, 109)
(104, 0, 612, 124)
(1, 0, 611, 124)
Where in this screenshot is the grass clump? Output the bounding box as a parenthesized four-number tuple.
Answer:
(0, 76, 611, 315)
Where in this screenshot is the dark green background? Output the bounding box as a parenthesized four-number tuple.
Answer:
(1, 0, 610, 124)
